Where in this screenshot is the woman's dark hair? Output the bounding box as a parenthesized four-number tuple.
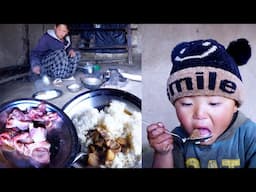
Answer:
(55, 24, 70, 31)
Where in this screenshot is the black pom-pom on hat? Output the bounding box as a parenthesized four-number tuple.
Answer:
(226, 38, 251, 66)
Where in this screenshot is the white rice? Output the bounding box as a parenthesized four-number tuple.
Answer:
(72, 107, 100, 148)
(72, 100, 142, 168)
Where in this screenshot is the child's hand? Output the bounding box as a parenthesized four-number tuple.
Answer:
(147, 122, 174, 154)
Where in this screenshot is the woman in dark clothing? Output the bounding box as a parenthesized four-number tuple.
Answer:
(30, 24, 81, 83)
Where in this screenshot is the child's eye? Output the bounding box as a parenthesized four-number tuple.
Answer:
(209, 102, 220, 106)
(181, 103, 192, 106)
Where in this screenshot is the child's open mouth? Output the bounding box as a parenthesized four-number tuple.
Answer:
(190, 128, 212, 139)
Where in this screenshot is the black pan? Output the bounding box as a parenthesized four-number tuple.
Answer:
(0, 98, 80, 168)
(62, 88, 141, 168)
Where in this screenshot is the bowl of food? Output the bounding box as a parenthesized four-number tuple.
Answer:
(32, 89, 62, 100)
(62, 88, 142, 168)
(66, 83, 83, 93)
(0, 98, 80, 168)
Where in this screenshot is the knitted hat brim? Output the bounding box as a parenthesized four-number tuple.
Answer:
(167, 66, 244, 106)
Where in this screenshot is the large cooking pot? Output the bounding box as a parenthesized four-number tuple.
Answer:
(62, 88, 141, 168)
(0, 98, 80, 168)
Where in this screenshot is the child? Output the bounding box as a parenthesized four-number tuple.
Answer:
(30, 24, 81, 84)
(146, 38, 256, 168)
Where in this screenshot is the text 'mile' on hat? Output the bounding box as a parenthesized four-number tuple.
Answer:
(167, 38, 251, 106)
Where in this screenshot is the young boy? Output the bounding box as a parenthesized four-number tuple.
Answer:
(147, 38, 256, 168)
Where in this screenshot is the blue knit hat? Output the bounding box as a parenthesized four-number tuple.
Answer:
(167, 39, 251, 106)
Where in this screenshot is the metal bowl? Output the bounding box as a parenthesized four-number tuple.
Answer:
(80, 76, 104, 90)
(0, 98, 80, 168)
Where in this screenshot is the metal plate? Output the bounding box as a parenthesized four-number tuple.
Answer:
(0, 98, 80, 168)
(62, 88, 141, 168)
(62, 88, 141, 118)
(32, 89, 63, 100)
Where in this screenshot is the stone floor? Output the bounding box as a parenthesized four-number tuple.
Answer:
(0, 62, 141, 108)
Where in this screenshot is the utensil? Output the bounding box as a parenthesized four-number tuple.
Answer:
(164, 129, 212, 144)
(71, 152, 88, 168)
(143, 120, 212, 144)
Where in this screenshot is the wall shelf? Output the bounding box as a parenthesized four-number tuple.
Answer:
(70, 24, 134, 64)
